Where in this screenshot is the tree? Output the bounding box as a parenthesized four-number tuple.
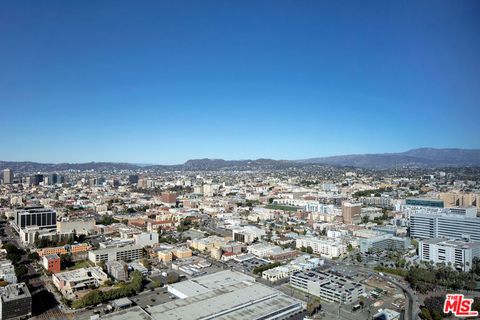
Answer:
(28, 252, 40, 261)
(15, 265, 28, 278)
(356, 254, 362, 263)
(60, 254, 74, 269)
(306, 299, 322, 316)
(306, 246, 313, 254)
(252, 262, 282, 275)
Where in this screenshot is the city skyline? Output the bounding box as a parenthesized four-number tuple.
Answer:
(1, 1, 480, 164)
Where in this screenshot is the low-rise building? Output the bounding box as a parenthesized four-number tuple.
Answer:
(359, 234, 411, 253)
(172, 247, 192, 260)
(262, 255, 323, 282)
(158, 250, 173, 264)
(419, 238, 480, 272)
(295, 237, 346, 258)
(134, 232, 159, 247)
(232, 226, 266, 244)
(57, 218, 96, 235)
(0, 261, 17, 284)
(149, 270, 305, 319)
(188, 236, 228, 253)
(106, 261, 128, 281)
(290, 270, 365, 304)
(37, 243, 91, 257)
(88, 245, 143, 264)
(52, 267, 108, 299)
(42, 254, 61, 273)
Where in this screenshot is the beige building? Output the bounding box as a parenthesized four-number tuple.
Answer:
(342, 202, 362, 224)
(439, 192, 480, 213)
(210, 248, 222, 260)
(57, 218, 96, 235)
(172, 247, 192, 259)
(188, 236, 228, 253)
(158, 250, 173, 264)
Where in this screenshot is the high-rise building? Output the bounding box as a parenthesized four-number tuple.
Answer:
(30, 174, 44, 185)
(128, 175, 139, 184)
(48, 173, 58, 185)
(161, 192, 177, 204)
(0, 283, 32, 320)
(342, 202, 362, 224)
(410, 213, 480, 241)
(2, 169, 13, 184)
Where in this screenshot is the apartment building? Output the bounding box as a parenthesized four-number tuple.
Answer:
(295, 237, 346, 258)
(88, 245, 143, 264)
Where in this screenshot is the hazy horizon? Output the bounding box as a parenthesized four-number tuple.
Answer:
(1, 146, 479, 165)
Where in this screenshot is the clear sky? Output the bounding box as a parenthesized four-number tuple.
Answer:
(1, 1, 479, 164)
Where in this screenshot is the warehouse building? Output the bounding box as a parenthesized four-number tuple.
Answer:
(149, 270, 305, 319)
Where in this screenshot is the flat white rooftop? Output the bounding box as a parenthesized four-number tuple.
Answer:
(149, 281, 304, 320)
(167, 270, 254, 298)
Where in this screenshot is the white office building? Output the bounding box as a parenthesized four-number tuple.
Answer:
(88, 245, 143, 264)
(134, 232, 159, 247)
(410, 213, 480, 241)
(419, 238, 480, 272)
(13, 207, 57, 232)
(359, 234, 411, 253)
(232, 226, 266, 244)
(295, 237, 346, 258)
(0, 261, 17, 284)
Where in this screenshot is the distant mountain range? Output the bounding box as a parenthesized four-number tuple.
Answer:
(1, 148, 479, 172)
(299, 148, 480, 169)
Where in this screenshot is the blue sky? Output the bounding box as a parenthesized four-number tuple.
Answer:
(1, 1, 479, 164)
